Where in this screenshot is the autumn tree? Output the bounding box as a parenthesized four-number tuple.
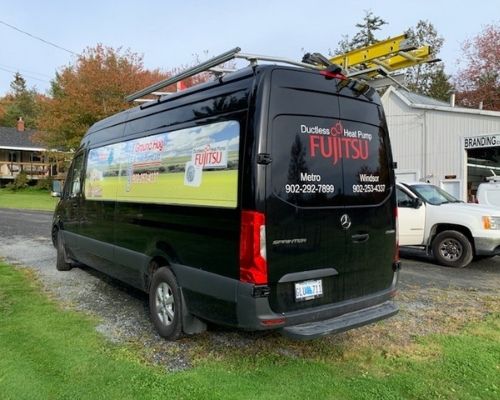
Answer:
(35, 45, 168, 150)
(455, 23, 500, 111)
(0, 72, 41, 129)
(404, 20, 453, 100)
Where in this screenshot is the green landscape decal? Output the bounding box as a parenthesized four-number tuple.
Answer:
(85, 121, 240, 207)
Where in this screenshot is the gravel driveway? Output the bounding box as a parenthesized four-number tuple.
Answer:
(1, 208, 499, 369)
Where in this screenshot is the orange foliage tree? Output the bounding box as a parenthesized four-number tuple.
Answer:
(455, 24, 500, 111)
(35, 44, 169, 150)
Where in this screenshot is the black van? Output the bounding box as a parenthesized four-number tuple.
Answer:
(52, 59, 399, 340)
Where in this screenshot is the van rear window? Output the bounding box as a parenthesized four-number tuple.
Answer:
(85, 121, 240, 208)
(271, 115, 391, 207)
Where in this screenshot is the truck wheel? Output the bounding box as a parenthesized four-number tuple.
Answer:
(149, 267, 182, 340)
(56, 231, 72, 271)
(432, 230, 473, 268)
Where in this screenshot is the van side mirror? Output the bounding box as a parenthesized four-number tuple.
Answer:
(51, 180, 62, 198)
(413, 198, 423, 208)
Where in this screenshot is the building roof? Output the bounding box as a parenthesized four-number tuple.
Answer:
(0, 126, 46, 151)
(383, 86, 500, 117)
(397, 90, 451, 108)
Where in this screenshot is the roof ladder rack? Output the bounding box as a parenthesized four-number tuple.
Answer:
(126, 36, 441, 103)
(125, 47, 242, 102)
(125, 48, 323, 103)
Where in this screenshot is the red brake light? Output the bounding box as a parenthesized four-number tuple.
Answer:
(320, 70, 347, 80)
(240, 210, 267, 284)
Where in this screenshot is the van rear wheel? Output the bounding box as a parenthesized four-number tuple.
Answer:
(149, 267, 182, 340)
(432, 230, 473, 268)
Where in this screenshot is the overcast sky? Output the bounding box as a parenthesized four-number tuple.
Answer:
(1, 0, 498, 96)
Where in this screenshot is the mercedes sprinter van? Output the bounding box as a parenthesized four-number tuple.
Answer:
(52, 64, 400, 340)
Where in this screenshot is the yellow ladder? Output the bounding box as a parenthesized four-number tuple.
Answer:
(328, 34, 439, 79)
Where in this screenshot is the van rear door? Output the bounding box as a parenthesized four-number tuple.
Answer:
(265, 68, 395, 314)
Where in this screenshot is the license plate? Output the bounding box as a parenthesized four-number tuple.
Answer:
(295, 279, 323, 302)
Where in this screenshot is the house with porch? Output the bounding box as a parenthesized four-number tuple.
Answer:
(0, 118, 62, 186)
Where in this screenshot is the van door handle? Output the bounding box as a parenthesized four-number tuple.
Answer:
(351, 233, 369, 243)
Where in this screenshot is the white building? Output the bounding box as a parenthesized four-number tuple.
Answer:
(381, 86, 500, 202)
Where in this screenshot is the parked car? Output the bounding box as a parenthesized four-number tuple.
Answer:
(397, 182, 500, 267)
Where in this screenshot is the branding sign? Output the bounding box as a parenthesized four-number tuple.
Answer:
(464, 134, 500, 149)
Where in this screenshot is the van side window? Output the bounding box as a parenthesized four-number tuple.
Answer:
(397, 187, 414, 207)
(84, 121, 240, 208)
(66, 154, 84, 197)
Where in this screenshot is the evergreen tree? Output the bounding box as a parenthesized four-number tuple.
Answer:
(427, 66, 454, 101)
(332, 10, 387, 55)
(0, 72, 41, 129)
(350, 10, 388, 49)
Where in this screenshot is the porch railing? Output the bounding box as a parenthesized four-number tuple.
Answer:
(0, 161, 54, 179)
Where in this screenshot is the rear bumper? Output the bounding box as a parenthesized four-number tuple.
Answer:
(236, 272, 399, 339)
(282, 300, 398, 340)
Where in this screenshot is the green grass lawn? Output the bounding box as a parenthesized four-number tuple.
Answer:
(0, 261, 499, 399)
(0, 188, 58, 211)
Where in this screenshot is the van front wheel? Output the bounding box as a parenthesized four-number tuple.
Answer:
(149, 267, 182, 340)
(56, 231, 72, 271)
(432, 230, 473, 268)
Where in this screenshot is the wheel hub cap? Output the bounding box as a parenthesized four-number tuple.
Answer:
(439, 239, 462, 261)
(155, 282, 174, 326)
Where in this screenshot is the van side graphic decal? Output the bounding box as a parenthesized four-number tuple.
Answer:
(85, 121, 240, 207)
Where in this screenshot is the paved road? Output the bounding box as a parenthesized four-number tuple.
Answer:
(0, 207, 499, 293)
(0, 208, 53, 239)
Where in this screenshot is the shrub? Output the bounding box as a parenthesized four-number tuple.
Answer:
(5, 171, 30, 191)
(35, 177, 53, 191)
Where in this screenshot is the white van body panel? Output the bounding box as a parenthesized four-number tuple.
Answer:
(477, 182, 500, 208)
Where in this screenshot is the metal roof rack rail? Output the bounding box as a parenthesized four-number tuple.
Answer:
(125, 47, 323, 103)
(125, 47, 242, 102)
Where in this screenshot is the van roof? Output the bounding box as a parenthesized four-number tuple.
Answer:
(83, 64, 382, 144)
(85, 66, 259, 137)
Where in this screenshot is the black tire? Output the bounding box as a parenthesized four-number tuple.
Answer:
(149, 267, 182, 340)
(56, 231, 72, 271)
(51, 225, 58, 248)
(431, 230, 473, 268)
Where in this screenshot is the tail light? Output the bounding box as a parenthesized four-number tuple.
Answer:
(320, 70, 347, 80)
(240, 210, 267, 284)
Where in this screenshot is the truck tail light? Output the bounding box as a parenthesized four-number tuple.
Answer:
(240, 210, 267, 284)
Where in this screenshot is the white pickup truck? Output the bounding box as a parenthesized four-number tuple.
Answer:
(397, 182, 500, 268)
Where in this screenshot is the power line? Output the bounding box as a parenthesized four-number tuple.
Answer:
(0, 19, 79, 56)
(0, 63, 52, 79)
(0, 66, 50, 83)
